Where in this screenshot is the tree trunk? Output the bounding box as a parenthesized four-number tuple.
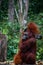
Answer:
(8, 0, 14, 22)
(0, 33, 7, 62)
(14, 0, 29, 34)
(23, 0, 29, 20)
(0, 0, 2, 10)
(19, 0, 29, 33)
(0, 1, 1, 6)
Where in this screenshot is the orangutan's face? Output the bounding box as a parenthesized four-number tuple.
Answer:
(22, 28, 42, 41)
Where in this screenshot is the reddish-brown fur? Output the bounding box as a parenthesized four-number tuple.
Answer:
(14, 22, 40, 65)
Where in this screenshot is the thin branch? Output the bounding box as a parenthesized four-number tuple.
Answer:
(14, 7, 19, 22)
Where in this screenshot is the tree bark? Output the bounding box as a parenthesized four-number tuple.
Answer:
(8, 0, 14, 22)
(19, 0, 29, 33)
(0, 33, 7, 62)
(14, 0, 29, 34)
(0, 1, 1, 6)
(0, 0, 2, 10)
(23, 0, 29, 20)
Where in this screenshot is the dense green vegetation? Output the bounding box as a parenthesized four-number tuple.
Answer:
(0, 0, 43, 60)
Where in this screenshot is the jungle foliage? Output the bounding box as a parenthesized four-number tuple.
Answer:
(0, 0, 43, 60)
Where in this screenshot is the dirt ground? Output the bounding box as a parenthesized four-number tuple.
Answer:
(0, 61, 43, 65)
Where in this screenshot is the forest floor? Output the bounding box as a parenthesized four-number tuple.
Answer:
(0, 60, 43, 65)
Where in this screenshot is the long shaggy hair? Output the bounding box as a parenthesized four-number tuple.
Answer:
(14, 22, 42, 65)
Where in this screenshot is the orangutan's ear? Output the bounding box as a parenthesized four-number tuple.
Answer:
(35, 34, 42, 40)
